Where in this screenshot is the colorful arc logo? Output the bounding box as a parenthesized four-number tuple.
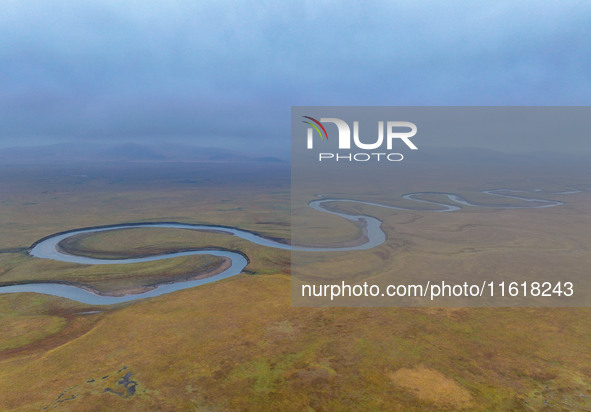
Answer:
(303, 116, 328, 149)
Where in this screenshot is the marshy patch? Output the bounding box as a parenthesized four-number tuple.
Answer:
(42, 366, 146, 409)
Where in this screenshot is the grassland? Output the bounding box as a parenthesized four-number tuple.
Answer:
(292, 160, 591, 307)
(1, 160, 591, 410)
(1, 276, 591, 410)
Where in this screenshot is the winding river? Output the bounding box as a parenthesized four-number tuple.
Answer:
(0, 189, 578, 305)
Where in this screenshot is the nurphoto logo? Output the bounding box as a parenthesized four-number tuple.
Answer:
(302, 116, 418, 162)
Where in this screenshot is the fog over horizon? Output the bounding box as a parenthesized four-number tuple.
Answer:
(2, 1, 591, 156)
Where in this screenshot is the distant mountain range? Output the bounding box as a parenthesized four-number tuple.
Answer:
(0, 142, 287, 163)
(0, 142, 587, 165)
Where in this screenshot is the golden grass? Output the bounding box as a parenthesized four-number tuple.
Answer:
(1, 276, 591, 410)
(0, 315, 66, 351)
(389, 366, 473, 409)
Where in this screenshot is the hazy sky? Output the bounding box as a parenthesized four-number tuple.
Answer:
(1, 1, 590, 154)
